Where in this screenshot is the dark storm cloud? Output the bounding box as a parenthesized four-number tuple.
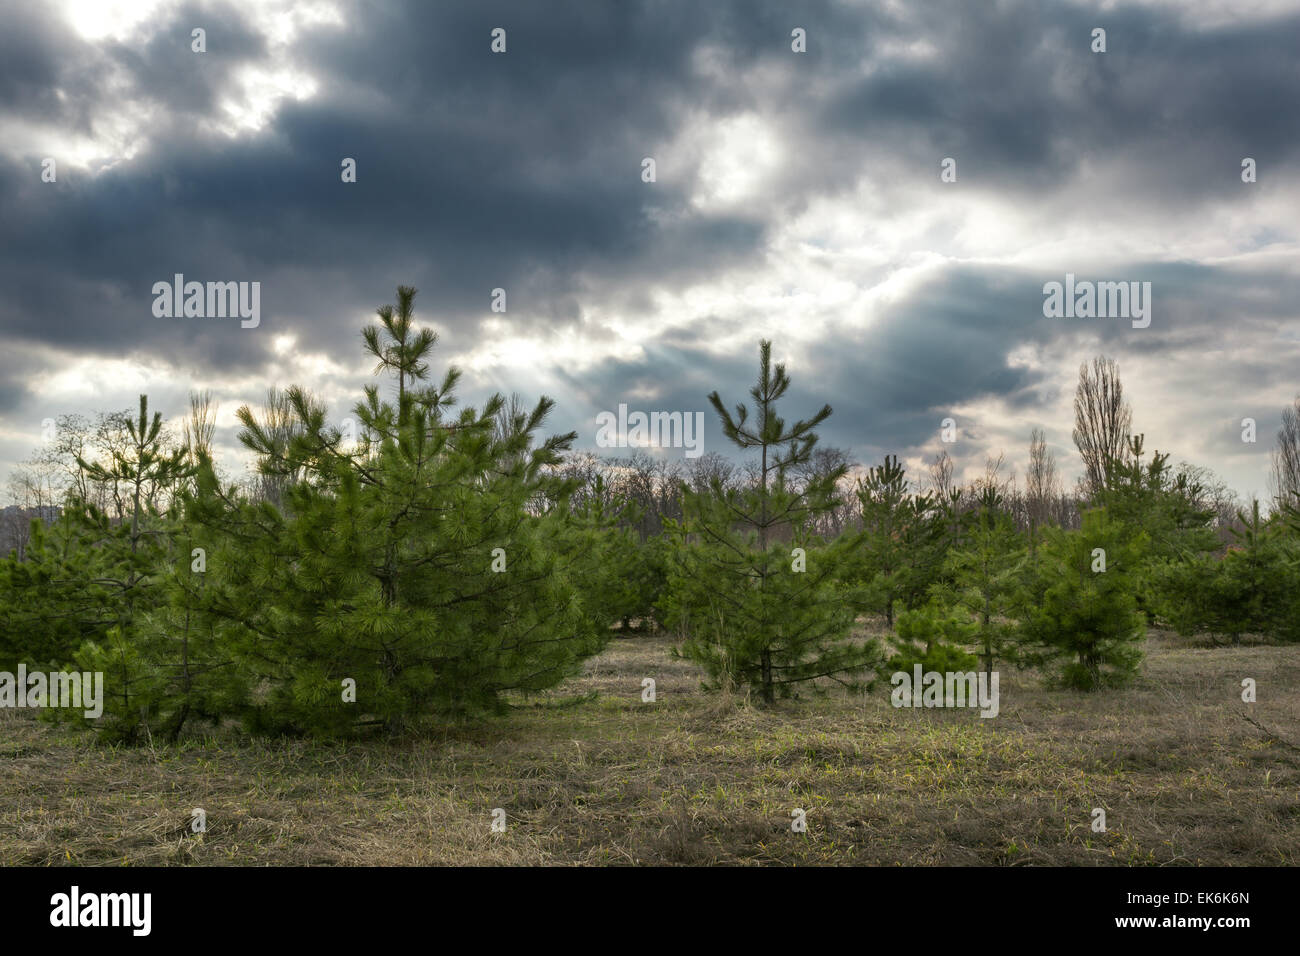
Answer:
(5, 0, 1298, 364)
(0, 0, 802, 376)
(0, 6, 66, 121)
(0, 351, 35, 418)
(806, 1, 1300, 203)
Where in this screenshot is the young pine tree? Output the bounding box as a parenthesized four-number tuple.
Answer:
(1020, 508, 1148, 690)
(854, 455, 944, 625)
(183, 286, 615, 735)
(1098, 435, 1218, 585)
(5, 396, 196, 741)
(0, 509, 113, 671)
(939, 489, 1025, 680)
(884, 602, 979, 675)
(568, 476, 666, 633)
(1150, 500, 1298, 644)
(661, 340, 877, 703)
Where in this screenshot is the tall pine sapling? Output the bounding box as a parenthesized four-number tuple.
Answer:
(661, 340, 877, 703)
(939, 487, 1025, 681)
(855, 455, 944, 625)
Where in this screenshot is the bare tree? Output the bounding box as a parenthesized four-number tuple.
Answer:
(1173, 461, 1239, 546)
(970, 450, 1014, 500)
(1072, 356, 1132, 496)
(3, 462, 60, 559)
(31, 413, 93, 505)
(91, 409, 138, 520)
(790, 445, 855, 536)
(184, 390, 218, 469)
(684, 451, 737, 495)
(612, 451, 667, 539)
(654, 458, 686, 527)
(927, 449, 955, 499)
(1025, 427, 1061, 549)
(1269, 395, 1300, 512)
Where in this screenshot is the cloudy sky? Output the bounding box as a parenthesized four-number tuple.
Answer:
(2, 0, 1298, 501)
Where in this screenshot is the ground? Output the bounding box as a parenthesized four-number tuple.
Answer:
(2, 628, 1298, 865)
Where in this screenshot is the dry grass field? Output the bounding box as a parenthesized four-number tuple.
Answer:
(2, 627, 1298, 866)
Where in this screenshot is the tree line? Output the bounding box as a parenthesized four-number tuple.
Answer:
(2, 286, 1298, 741)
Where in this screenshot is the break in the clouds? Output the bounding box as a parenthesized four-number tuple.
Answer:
(1, 0, 1298, 500)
